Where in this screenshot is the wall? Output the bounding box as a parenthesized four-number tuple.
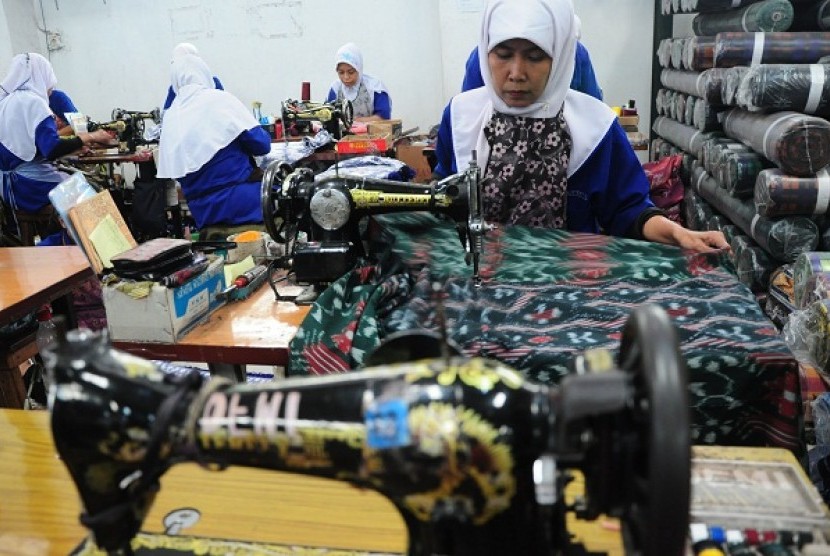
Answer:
(10, 0, 656, 140)
(0, 0, 42, 66)
(35, 0, 445, 132)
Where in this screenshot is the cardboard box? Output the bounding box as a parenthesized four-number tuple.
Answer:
(103, 257, 226, 342)
(367, 119, 403, 139)
(336, 133, 391, 154)
(395, 142, 434, 183)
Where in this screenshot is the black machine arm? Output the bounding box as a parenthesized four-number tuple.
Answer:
(47, 304, 689, 556)
(88, 108, 161, 153)
(281, 98, 354, 139)
(260, 158, 490, 287)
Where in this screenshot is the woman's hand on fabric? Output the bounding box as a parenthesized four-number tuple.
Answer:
(643, 215, 731, 254)
(86, 129, 117, 146)
(671, 228, 731, 254)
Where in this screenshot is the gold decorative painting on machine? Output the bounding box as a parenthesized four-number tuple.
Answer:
(259, 153, 490, 298)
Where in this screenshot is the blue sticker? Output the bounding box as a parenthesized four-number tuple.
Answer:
(365, 399, 409, 449)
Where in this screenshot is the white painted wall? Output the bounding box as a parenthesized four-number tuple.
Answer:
(5, 0, 657, 138)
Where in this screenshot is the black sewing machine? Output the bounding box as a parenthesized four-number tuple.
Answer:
(46, 302, 690, 555)
(260, 156, 490, 288)
(281, 98, 354, 139)
(89, 107, 161, 153)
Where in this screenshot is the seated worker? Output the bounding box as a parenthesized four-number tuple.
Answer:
(0, 53, 114, 244)
(156, 53, 270, 239)
(326, 43, 391, 122)
(461, 41, 602, 100)
(434, 0, 728, 254)
(49, 88, 78, 136)
(162, 43, 223, 111)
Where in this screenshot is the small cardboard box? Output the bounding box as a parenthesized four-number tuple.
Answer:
(103, 257, 226, 342)
(367, 119, 403, 139)
(336, 133, 391, 154)
(395, 141, 434, 183)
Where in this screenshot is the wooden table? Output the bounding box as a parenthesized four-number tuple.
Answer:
(0, 246, 94, 407)
(113, 284, 310, 381)
(0, 408, 625, 555)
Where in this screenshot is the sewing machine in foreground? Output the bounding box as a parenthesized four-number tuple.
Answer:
(47, 303, 690, 555)
(261, 155, 490, 288)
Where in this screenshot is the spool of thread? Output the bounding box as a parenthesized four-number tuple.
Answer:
(301, 81, 311, 101)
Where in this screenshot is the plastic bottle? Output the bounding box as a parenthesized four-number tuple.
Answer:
(35, 305, 58, 392)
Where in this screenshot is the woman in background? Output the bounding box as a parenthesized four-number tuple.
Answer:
(156, 54, 270, 239)
(434, 0, 727, 254)
(162, 43, 224, 111)
(326, 42, 391, 122)
(0, 52, 113, 243)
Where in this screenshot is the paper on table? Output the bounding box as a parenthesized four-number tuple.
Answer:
(224, 254, 256, 286)
(89, 213, 133, 268)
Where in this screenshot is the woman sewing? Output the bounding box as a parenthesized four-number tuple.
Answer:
(326, 43, 392, 122)
(433, 0, 727, 254)
(156, 53, 270, 239)
(0, 53, 114, 244)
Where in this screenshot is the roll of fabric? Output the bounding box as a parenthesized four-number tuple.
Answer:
(675, 93, 688, 122)
(722, 108, 830, 176)
(714, 32, 830, 67)
(693, 0, 794, 35)
(737, 240, 776, 291)
(661, 68, 728, 104)
(793, 251, 830, 307)
(725, 150, 772, 198)
(685, 95, 698, 125)
(708, 214, 731, 231)
(783, 298, 830, 375)
(657, 39, 676, 68)
(691, 0, 774, 12)
(672, 38, 688, 69)
(723, 66, 750, 105)
(736, 63, 830, 115)
(755, 168, 830, 217)
(656, 88, 667, 115)
(684, 187, 716, 230)
(765, 264, 796, 328)
(722, 224, 743, 243)
(685, 35, 717, 70)
(653, 116, 722, 157)
(693, 98, 726, 130)
(692, 165, 820, 262)
(789, 0, 830, 31)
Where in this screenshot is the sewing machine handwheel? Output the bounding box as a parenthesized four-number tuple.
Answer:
(616, 303, 690, 556)
(260, 160, 293, 242)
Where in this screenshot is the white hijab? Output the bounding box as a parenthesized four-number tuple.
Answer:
(453, 0, 614, 177)
(0, 53, 57, 161)
(329, 42, 388, 103)
(171, 42, 199, 62)
(478, 0, 577, 118)
(157, 54, 259, 179)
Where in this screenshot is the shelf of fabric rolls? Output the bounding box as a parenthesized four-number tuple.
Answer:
(653, 0, 830, 508)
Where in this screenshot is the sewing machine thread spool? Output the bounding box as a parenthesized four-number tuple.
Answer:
(301, 82, 311, 102)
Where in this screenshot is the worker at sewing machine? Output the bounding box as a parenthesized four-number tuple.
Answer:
(0, 53, 115, 243)
(156, 53, 270, 240)
(162, 42, 224, 111)
(433, 0, 728, 254)
(326, 42, 391, 123)
(49, 87, 79, 136)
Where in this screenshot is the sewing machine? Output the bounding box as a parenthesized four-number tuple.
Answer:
(281, 98, 354, 139)
(47, 302, 690, 555)
(89, 107, 161, 153)
(260, 156, 490, 288)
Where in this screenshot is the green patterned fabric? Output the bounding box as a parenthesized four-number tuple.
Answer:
(289, 214, 801, 449)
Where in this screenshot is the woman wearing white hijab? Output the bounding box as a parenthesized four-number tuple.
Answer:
(434, 0, 728, 253)
(326, 43, 391, 121)
(157, 54, 270, 234)
(0, 53, 113, 234)
(162, 43, 224, 111)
